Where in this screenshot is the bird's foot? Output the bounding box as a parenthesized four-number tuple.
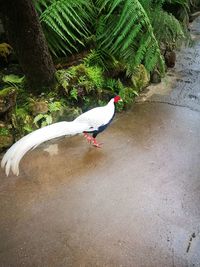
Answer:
(83, 133, 102, 148)
(92, 138, 102, 148)
(83, 132, 93, 143)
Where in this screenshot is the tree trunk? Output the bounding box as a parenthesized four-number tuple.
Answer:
(0, 0, 55, 93)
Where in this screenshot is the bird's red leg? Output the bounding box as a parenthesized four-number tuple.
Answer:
(92, 138, 102, 148)
(83, 132, 93, 143)
(83, 132, 102, 148)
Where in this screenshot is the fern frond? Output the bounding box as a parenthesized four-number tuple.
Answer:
(84, 49, 115, 70)
(96, 0, 164, 73)
(150, 8, 185, 47)
(35, 0, 94, 56)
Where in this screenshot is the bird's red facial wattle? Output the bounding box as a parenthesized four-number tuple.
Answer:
(114, 95, 121, 103)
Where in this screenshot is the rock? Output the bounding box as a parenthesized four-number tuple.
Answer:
(151, 70, 162, 84)
(0, 122, 13, 151)
(131, 64, 150, 91)
(0, 87, 16, 114)
(0, 43, 12, 66)
(0, 135, 13, 151)
(29, 101, 49, 115)
(56, 106, 82, 121)
(164, 50, 176, 68)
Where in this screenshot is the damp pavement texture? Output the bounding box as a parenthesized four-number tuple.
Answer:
(1, 20, 200, 267)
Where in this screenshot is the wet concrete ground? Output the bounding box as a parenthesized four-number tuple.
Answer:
(1, 19, 200, 267)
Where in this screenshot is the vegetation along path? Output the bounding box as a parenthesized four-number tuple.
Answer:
(1, 18, 200, 267)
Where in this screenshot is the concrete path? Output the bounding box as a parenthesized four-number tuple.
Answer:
(1, 19, 200, 267)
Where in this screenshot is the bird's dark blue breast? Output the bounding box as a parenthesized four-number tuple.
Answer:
(86, 112, 115, 138)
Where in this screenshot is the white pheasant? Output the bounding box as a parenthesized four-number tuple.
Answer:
(1, 96, 121, 176)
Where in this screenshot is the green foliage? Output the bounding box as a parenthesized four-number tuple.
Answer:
(32, 99, 64, 127)
(94, 0, 165, 73)
(48, 101, 63, 112)
(0, 127, 10, 136)
(0, 126, 13, 150)
(104, 78, 119, 92)
(56, 64, 105, 102)
(151, 0, 189, 8)
(2, 74, 25, 89)
(70, 88, 78, 100)
(35, 0, 94, 56)
(151, 8, 185, 49)
(55, 70, 72, 92)
(12, 107, 34, 137)
(86, 66, 104, 88)
(35, 0, 189, 76)
(84, 49, 116, 71)
(131, 64, 150, 90)
(0, 61, 151, 147)
(156, 0, 189, 33)
(118, 86, 139, 111)
(0, 87, 15, 97)
(139, 0, 187, 49)
(108, 80, 138, 111)
(35, 0, 166, 73)
(34, 113, 53, 127)
(55, 63, 143, 111)
(10, 96, 65, 137)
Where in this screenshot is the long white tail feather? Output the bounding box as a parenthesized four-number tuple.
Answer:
(1, 121, 89, 176)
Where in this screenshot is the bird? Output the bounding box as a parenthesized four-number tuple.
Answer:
(1, 95, 121, 176)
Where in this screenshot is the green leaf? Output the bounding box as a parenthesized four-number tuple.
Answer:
(70, 88, 78, 100)
(44, 114, 53, 125)
(2, 75, 25, 84)
(48, 101, 62, 112)
(36, 0, 94, 56)
(23, 125, 33, 133)
(33, 114, 45, 126)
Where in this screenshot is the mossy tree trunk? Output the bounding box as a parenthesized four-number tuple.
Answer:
(0, 0, 55, 93)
